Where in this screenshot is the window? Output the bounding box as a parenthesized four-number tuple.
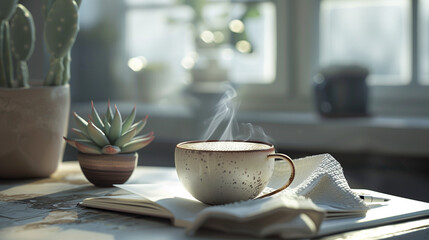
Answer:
(125, 1, 194, 102)
(124, 0, 277, 91)
(228, 2, 276, 84)
(73, 0, 280, 105)
(319, 0, 429, 116)
(419, 0, 429, 84)
(71, 0, 429, 115)
(320, 0, 411, 85)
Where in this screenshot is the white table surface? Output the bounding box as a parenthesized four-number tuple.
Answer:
(0, 162, 428, 240)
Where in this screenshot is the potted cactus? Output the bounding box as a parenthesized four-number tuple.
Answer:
(64, 101, 155, 187)
(0, 0, 80, 178)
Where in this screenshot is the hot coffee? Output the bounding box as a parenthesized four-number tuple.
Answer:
(178, 141, 271, 151)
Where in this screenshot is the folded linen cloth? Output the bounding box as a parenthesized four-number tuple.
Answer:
(186, 194, 326, 239)
(267, 153, 367, 210)
(187, 154, 367, 239)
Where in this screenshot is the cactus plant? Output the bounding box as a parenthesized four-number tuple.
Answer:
(10, 4, 35, 88)
(44, 0, 79, 86)
(0, 0, 80, 88)
(0, 0, 18, 88)
(64, 101, 155, 155)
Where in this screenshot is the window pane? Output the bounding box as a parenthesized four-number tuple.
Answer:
(228, 2, 276, 84)
(125, 0, 277, 99)
(320, 0, 411, 85)
(419, 0, 429, 85)
(74, 0, 278, 104)
(126, 4, 194, 101)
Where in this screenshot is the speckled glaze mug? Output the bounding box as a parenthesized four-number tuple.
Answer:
(175, 140, 295, 205)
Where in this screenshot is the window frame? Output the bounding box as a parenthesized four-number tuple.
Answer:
(319, 0, 413, 86)
(369, 0, 429, 116)
(241, 0, 429, 116)
(238, 0, 319, 112)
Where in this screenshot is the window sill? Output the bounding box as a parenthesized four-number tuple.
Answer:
(71, 101, 429, 157)
(238, 111, 429, 157)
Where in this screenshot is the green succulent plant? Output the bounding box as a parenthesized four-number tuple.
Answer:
(64, 101, 155, 155)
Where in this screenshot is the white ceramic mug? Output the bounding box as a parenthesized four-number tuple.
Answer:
(175, 140, 295, 205)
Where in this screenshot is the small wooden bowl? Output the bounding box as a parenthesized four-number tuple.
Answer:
(78, 152, 138, 187)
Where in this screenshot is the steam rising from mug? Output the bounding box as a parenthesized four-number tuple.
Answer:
(201, 84, 273, 143)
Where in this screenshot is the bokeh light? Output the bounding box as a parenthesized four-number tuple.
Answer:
(181, 56, 196, 70)
(128, 56, 148, 72)
(200, 30, 215, 43)
(229, 19, 245, 33)
(236, 40, 252, 53)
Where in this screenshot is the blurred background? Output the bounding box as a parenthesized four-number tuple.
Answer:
(24, 0, 428, 202)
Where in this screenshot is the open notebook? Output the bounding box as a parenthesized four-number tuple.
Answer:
(80, 154, 429, 238)
(80, 184, 429, 238)
(81, 183, 325, 238)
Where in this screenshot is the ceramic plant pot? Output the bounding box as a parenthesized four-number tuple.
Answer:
(78, 152, 138, 187)
(0, 84, 70, 178)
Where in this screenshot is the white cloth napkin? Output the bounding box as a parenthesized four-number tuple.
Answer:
(268, 153, 367, 210)
(188, 154, 367, 239)
(186, 195, 326, 239)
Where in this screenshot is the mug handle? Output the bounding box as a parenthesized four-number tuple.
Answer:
(256, 153, 295, 199)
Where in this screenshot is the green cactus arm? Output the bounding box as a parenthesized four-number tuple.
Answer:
(43, 58, 55, 85)
(114, 128, 137, 148)
(43, 0, 81, 20)
(121, 136, 155, 153)
(45, 0, 80, 85)
(130, 115, 148, 135)
(44, 57, 63, 86)
(44, 0, 79, 86)
(121, 105, 136, 134)
(75, 141, 102, 154)
(62, 51, 71, 84)
(0, 0, 18, 21)
(101, 145, 121, 155)
(0, 21, 8, 87)
(73, 112, 88, 134)
(2, 21, 14, 87)
(44, 0, 79, 59)
(53, 57, 64, 85)
(15, 60, 29, 87)
(107, 105, 122, 143)
(9, 3, 35, 88)
(10, 4, 35, 61)
(87, 120, 110, 147)
(43, 57, 65, 86)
